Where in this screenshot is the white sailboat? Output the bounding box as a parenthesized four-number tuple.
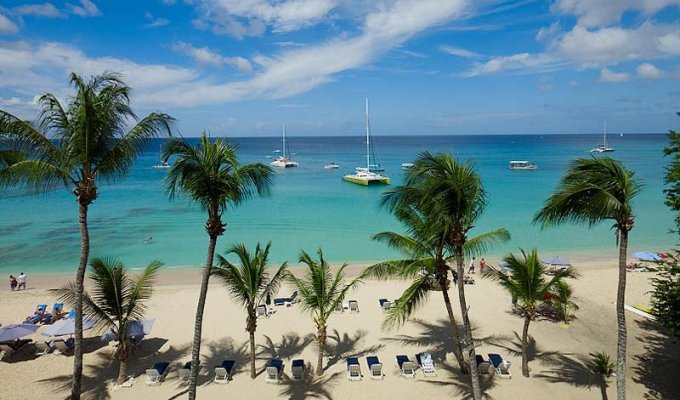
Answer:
(590, 121, 615, 153)
(270, 124, 299, 168)
(152, 145, 170, 169)
(343, 99, 390, 186)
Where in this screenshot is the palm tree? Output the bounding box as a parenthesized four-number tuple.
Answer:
(534, 157, 641, 400)
(56, 257, 161, 385)
(587, 351, 615, 400)
(365, 200, 509, 373)
(381, 151, 508, 400)
(551, 280, 579, 324)
(213, 242, 287, 379)
(286, 249, 362, 375)
(493, 249, 569, 377)
(164, 133, 272, 399)
(0, 73, 173, 399)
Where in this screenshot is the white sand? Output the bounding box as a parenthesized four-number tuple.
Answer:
(0, 259, 677, 399)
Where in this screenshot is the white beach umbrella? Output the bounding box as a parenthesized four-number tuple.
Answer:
(42, 317, 95, 337)
(0, 324, 40, 342)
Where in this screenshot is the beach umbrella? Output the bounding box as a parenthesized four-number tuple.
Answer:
(127, 319, 154, 337)
(0, 324, 40, 342)
(42, 317, 95, 337)
(633, 251, 662, 262)
(540, 255, 571, 266)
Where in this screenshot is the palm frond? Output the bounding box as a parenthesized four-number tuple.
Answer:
(463, 228, 511, 258)
(382, 276, 431, 329)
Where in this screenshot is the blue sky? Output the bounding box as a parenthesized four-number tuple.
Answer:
(0, 0, 678, 136)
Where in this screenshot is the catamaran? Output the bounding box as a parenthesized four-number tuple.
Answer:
(152, 145, 171, 169)
(270, 123, 299, 168)
(343, 99, 390, 186)
(590, 121, 615, 153)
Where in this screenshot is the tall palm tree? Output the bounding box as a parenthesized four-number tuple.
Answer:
(381, 151, 507, 400)
(164, 133, 272, 399)
(213, 242, 287, 379)
(0, 72, 173, 399)
(365, 200, 509, 373)
(534, 157, 641, 400)
(493, 249, 569, 377)
(286, 249, 362, 375)
(56, 257, 161, 385)
(551, 280, 579, 325)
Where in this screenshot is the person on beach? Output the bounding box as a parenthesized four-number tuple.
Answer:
(17, 272, 26, 290)
(479, 258, 486, 274)
(143, 236, 153, 244)
(468, 257, 476, 274)
(9, 275, 17, 291)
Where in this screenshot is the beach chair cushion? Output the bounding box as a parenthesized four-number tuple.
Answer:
(291, 359, 305, 380)
(396, 355, 415, 377)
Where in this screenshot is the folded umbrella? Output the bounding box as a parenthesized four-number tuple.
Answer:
(0, 324, 40, 342)
(633, 251, 662, 262)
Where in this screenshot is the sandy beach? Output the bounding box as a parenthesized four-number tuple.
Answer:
(1, 258, 678, 400)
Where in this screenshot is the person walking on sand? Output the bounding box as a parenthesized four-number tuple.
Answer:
(479, 258, 486, 274)
(9, 275, 17, 291)
(468, 257, 476, 274)
(17, 272, 26, 290)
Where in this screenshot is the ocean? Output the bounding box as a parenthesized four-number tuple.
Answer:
(0, 134, 675, 274)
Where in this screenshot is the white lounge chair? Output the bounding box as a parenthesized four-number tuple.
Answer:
(488, 353, 512, 379)
(397, 355, 415, 378)
(214, 360, 235, 383)
(145, 362, 170, 385)
(34, 341, 53, 356)
(416, 352, 437, 377)
(347, 358, 361, 381)
(475, 355, 492, 375)
(334, 302, 344, 313)
(265, 359, 283, 383)
(366, 356, 383, 380)
(256, 305, 273, 318)
(177, 361, 192, 384)
(291, 359, 305, 381)
(348, 300, 359, 313)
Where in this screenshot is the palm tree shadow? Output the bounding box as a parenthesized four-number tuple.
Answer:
(258, 332, 315, 361)
(534, 353, 610, 400)
(278, 365, 342, 400)
(486, 331, 561, 365)
(324, 329, 384, 371)
(633, 319, 680, 400)
(200, 337, 250, 384)
(422, 362, 498, 400)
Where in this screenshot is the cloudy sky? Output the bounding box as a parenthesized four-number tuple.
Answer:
(0, 0, 678, 136)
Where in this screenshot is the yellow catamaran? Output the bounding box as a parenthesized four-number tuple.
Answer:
(343, 99, 390, 186)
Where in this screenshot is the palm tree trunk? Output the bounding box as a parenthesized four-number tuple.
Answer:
(438, 273, 468, 374)
(71, 201, 89, 400)
(455, 252, 482, 400)
(188, 234, 218, 400)
(521, 315, 531, 377)
(118, 342, 129, 385)
(600, 381, 609, 400)
(249, 327, 256, 379)
(316, 324, 326, 375)
(615, 229, 629, 400)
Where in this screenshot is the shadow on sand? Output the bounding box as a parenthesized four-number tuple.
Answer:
(324, 329, 384, 371)
(633, 319, 680, 400)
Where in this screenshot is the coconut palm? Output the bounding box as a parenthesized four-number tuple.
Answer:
(493, 249, 569, 377)
(56, 257, 161, 385)
(0, 73, 173, 399)
(551, 280, 579, 324)
(381, 151, 507, 399)
(365, 199, 509, 374)
(587, 351, 615, 400)
(213, 242, 287, 379)
(286, 249, 362, 375)
(164, 133, 272, 399)
(534, 157, 641, 400)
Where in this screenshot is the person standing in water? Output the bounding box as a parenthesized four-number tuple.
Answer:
(17, 272, 26, 290)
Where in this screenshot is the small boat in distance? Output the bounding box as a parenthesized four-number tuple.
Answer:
(590, 121, 615, 153)
(270, 123, 299, 168)
(402, 163, 414, 170)
(509, 161, 538, 170)
(324, 162, 340, 169)
(343, 99, 390, 186)
(153, 145, 171, 169)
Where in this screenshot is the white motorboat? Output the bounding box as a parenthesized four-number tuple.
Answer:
(152, 145, 171, 169)
(509, 161, 538, 170)
(270, 124, 299, 168)
(324, 162, 340, 169)
(401, 163, 414, 170)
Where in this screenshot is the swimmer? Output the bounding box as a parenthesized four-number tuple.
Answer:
(143, 236, 153, 244)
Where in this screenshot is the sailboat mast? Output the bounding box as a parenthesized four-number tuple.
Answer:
(282, 123, 287, 158)
(603, 120, 607, 147)
(365, 98, 370, 170)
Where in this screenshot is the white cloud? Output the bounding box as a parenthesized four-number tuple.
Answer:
(440, 45, 481, 59)
(637, 62, 663, 78)
(461, 53, 567, 77)
(551, 0, 680, 28)
(599, 68, 631, 82)
(0, 12, 19, 34)
(66, 0, 101, 17)
(144, 12, 169, 28)
(172, 42, 252, 71)
(14, 3, 65, 18)
(536, 21, 561, 42)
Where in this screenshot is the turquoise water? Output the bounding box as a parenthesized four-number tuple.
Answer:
(0, 134, 675, 273)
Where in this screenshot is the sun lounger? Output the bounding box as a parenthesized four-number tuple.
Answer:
(366, 356, 383, 380)
(265, 359, 284, 383)
(273, 291, 298, 306)
(475, 355, 492, 375)
(214, 360, 235, 383)
(178, 361, 192, 383)
(0, 339, 32, 359)
(256, 304, 274, 318)
(348, 300, 359, 313)
(416, 352, 437, 377)
(378, 298, 392, 311)
(488, 353, 512, 379)
(41, 303, 64, 324)
(52, 338, 74, 355)
(24, 304, 47, 324)
(396, 355, 415, 378)
(145, 362, 170, 385)
(347, 357, 361, 381)
(463, 275, 475, 285)
(34, 341, 53, 356)
(334, 302, 344, 313)
(291, 359, 305, 381)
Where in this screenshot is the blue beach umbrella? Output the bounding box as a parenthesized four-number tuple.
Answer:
(42, 317, 95, 337)
(540, 256, 571, 266)
(0, 324, 40, 342)
(633, 251, 662, 262)
(127, 319, 154, 337)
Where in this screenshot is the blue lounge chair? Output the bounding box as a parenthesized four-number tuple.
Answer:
(488, 353, 512, 378)
(41, 303, 64, 324)
(266, 358, 284, 383)
(145, 362, 170, 385)
(214, 360, 235, 383)
(347, 357, 361, 381)
(378, 298, 392, 311)
(366, 356, 383, 380)
(273, 291, 298, 306)
(476, 355, 492, 375)
(396, 355, 415, 378)
(178, 361, 194, 383)
(24, 304, 47, 324)
(291, 359, 305, 380)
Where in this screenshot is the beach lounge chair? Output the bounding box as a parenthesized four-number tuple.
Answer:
(334, 302, 344, 313)
(347, 357, 361, 381)
(265, 359, 284, 383)
(41, 303, 64, 324)
(396, 355, 415, 378)
(24, 304, 47, 324)
(475, 355, 492, 375)
(273, 291, 298, 306)
(488, 353, 512, 378)
(366, 356, 383, 380)
(378, 299, 392, 311)
(0, 339, 32, 359)
(416, 352, 437, 377)
(52, 338, 74, 355)
(291, 359, 305, 381)
(34, 341, 53, 356)
(256, 305, 273, 318)
(145, 362, 171, 385)
(214, 360, 235, 383)
(348, 300, 359, 313)
(178, 361, 192, 384)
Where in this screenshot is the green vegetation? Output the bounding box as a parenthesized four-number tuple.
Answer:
(650, 254, 680, 337)
(662, 112, 680, 234)
(587, 351, 615, 400)
(551, 280, 579, 325)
